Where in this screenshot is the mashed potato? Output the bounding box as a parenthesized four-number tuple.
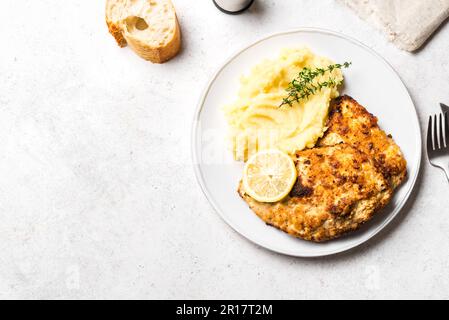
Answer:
(224, 47, 343, 161)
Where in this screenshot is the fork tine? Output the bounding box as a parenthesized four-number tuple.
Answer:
(433, 114, 439, 149)
(427, 115, 434, 151)
(444, 112, 449, 148)
(438, 113, 445, 149)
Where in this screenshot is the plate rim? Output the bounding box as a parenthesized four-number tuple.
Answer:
(191, 27, 422, 258)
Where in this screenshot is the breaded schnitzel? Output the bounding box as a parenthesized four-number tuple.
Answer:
(238, 95, 407, 242)
(319, 96, 407, 189)
(239, 144, 392, 242)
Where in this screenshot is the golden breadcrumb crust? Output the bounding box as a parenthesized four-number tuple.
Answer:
(319, 95, 407, 189)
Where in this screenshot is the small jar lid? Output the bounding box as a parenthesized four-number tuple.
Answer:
(213, 0, 255, 15)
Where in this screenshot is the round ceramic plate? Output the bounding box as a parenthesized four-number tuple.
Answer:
(192, 28, 422, 257)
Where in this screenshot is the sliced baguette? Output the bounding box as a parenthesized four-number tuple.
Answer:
(106, 0, 181, 63)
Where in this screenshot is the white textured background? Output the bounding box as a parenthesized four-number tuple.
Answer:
(0, 0, 448, 299)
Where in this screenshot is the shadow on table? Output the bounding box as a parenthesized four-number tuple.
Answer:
(246, 0, 267, 17)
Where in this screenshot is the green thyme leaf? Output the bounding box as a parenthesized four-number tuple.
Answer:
(280, 62, 351, 107)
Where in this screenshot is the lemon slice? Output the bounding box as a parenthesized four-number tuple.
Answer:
(243, 150, 297, 203)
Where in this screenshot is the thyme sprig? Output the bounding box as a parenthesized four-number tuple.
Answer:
(280, 62, 351, 107)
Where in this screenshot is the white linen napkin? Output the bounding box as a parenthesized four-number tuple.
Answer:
(338, 0, 449, 51)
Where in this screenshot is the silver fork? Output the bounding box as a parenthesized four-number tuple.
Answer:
(427, 112, 449, 181)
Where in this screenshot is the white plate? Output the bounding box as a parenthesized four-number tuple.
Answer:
(192, 28, 422, 257)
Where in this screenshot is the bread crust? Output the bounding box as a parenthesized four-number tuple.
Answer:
(105, 0, 181, 63)
(106, 20, 127, 48)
